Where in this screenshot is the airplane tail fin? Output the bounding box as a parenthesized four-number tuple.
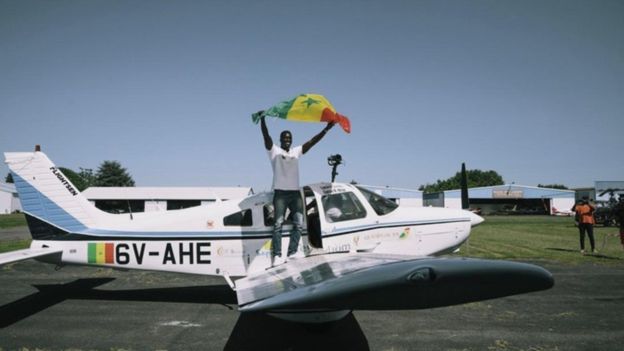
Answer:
(4, 150, 101, 239)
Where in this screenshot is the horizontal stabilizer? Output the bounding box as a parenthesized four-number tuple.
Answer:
(236, 253, 553, 312)
(0, 248, 63, 266)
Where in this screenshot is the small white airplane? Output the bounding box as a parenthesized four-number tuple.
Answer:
(1, 150, 553, 323)
(552, 207, 575, 217)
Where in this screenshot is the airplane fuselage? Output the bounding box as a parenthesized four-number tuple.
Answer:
(31, 205, 474, 277)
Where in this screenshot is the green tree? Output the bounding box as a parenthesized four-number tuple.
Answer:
(5, 172, 13, 183)
(538, 184, 568, 190)
(419, 169, 504, 193)
(95, 161, 135, 187)
(78, 168, 96, 189)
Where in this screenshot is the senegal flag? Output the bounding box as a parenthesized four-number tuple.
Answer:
(252, 94, 351, 133)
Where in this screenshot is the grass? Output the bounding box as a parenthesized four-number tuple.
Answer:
(0, 213, 26, 229)
(460, 215, 624, 265)
(0, 239, 31, 253)
(0, 213, 29, 253)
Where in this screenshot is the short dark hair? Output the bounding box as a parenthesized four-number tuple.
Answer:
(280, 130, 292, 139)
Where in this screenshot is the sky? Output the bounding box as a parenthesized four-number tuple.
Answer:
(1, 0, 623, 192)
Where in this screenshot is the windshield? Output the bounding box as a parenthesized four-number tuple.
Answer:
(356, 186, 399, 216)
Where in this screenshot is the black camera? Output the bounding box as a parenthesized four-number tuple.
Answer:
(327, 154, 342, 167)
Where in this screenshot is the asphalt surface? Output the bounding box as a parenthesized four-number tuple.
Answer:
(1, 228, 623, 350)
(0, 226, 30, 241)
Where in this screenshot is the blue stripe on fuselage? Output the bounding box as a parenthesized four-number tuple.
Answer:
(56, 219, 470, 240)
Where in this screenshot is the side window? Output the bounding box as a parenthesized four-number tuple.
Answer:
(167, 200, 201, 210)
(224, 209, 253, 226)
(263, 204, 274, 227)
(356, 186, 399, 215)
(321, 192, 367, 223)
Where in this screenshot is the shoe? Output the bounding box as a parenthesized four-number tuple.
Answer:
(288, 251, 306, 259)
(592, 249, 599, 254)
(581, 250, 586, 255)
(271, 255, 287, 267)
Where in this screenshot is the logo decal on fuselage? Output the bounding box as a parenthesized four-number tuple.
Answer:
(399, 227, 411, 239)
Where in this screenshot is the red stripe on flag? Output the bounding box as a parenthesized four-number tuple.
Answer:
(320, 108, 334, 122)
(321, 108, 351, 133)
(105, 243, 114, 264)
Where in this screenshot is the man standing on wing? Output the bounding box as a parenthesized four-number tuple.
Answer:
(258, 112, 335, 267)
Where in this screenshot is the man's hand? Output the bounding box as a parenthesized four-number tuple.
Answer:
(252, 110, 266, 124)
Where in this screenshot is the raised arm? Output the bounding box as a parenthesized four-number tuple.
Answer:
(302, 122, 335, 154)
(259, 114, 273, 150)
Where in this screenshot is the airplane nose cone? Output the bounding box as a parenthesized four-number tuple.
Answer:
(468, 211, 484, 227)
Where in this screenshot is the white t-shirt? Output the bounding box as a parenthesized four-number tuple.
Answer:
(268, 144, 303, 190)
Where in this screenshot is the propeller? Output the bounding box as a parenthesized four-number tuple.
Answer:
(461, 163, 469, 210)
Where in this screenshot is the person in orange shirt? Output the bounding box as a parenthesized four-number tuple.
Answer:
(613, 196, 624, 250)
(574, 197, 596, 255)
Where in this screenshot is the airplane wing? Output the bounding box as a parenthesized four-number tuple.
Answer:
(236, 253, 553, 313)
(0, 248, 63, 266)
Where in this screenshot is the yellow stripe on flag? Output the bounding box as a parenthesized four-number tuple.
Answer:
(96, 243, 106, 264)
(286, 94, 336, 122)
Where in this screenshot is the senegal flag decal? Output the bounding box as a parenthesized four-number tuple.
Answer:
(88, 243, 115, 264)
(252, 94, 351, 133)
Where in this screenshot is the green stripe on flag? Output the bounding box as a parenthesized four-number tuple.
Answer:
(88, 243, 97, 264)
(265, 96, 297, 119)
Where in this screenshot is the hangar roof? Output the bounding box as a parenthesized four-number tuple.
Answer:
(445, 184, 575, 199)
(82, 186, 253, 201)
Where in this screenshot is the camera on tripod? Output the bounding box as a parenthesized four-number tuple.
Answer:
(327, 154, 343, 182)
(327, 154, 342, 167)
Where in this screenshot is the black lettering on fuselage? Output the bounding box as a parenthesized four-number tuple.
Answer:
(133, 243, 145, 264)
(163, 243, 176, 264)
(49, 167, 78, 196)
(179, 243, 193, 264)
(162, 242, 211, 265)
(197, 242, 211, 264)
(116, 244, 130, 264)
(115, 243, 146, 265)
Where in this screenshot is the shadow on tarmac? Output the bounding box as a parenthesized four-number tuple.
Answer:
(224, 312, 369, 350)
(0, 278, 370, 350)
(545, 247, 622, 260)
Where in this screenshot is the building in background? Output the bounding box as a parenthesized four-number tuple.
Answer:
(0, 182, 22, 214)
(82, 186, 253, 214)
(424, 184, 576, 216)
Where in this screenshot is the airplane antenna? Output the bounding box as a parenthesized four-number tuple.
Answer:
(461, 163, 469, 210)
(327, 154, 343, 183)
(126, 200, 134, 220)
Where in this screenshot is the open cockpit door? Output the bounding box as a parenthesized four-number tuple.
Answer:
(303, 186, 322, 249)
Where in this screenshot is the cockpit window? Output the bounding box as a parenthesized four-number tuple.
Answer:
(321, 192, 367, 223)
(356, 186, 399, 216)
(224, 209, 252, 226)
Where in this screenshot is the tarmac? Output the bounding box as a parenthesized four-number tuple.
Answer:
(1, 227, 624, 350)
